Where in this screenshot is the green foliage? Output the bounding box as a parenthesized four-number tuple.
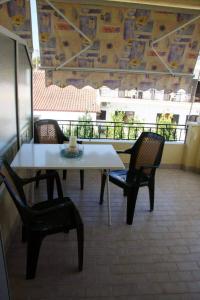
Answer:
(127, 115, 145, 140)
(76, 113, 94, 139)
(108, 111, 143, 140)
(32, 56, 40, 69)
(63, 111, 177, 142)
(109, 111, 125, 139)
(156, 113, 177, 141)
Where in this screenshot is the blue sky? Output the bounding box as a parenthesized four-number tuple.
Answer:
(30, 0, 39, 57)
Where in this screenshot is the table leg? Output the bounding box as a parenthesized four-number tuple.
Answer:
(105, 169, 111, 226)
(46, 170, 54, 201)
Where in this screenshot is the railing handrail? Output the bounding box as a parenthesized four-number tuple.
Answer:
(57, 120, 187, 142)
(57, 119, 186, 127)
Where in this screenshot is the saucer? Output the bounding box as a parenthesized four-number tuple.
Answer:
(60, 148, 83, 158)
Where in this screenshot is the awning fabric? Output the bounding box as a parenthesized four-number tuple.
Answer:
(90, 1, 200, 12)
(0, 0, 32, 50)
(37, 0, 200, 91)
(45, 70, 194, 92)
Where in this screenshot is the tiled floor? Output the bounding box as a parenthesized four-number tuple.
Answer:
(7, 168, 200, 300)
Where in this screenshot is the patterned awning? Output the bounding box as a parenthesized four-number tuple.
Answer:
(1, 1, 199, 91)
(0, 0, 32, 50)
(36, 0, 200, 91)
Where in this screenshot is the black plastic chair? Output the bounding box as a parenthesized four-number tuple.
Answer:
(34, 119, 84, 189)
(0, 160, 84, 279)
(100, 132, 165, 225)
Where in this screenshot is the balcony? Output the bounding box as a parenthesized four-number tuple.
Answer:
(1, 119, 200, 298)
(2, 121, 200, 300)
(6, 167, 200, 298)
(1, 15, 200, 300)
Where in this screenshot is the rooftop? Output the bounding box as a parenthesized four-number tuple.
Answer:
(33, 71, 99, 113)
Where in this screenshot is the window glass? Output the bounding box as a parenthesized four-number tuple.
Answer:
(0, 33, 17, 157)
(18, 45, 32, 143)
(96, 110, 106, 120)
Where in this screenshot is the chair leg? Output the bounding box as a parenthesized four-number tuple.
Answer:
(22, 225, 27, 243)
(99, 172, 107, 205)
(63, 170, 67, 180)
(26, 233, 43, 279)
(148, 178, 155, 211)
(76, 223, 84, 271)
(80, 170, 84, 190)
(126, 188, 139, 225)
(35, 170, 41, 188)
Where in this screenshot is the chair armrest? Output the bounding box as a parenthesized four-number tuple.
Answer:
(117, 148, 132, 154)
(21, 172, 57, 185)
(140, 164, 159, 170)
(22, 171, 64, 199)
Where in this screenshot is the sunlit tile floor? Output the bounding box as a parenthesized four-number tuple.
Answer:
(7, 169, 200, 300)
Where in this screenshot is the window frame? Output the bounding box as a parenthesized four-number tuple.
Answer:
(0, 25, 33, 163)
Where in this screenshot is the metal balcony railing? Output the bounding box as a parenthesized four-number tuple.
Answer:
(57, 120, 187, 142)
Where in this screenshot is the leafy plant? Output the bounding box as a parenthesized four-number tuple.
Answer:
(156, 113, 177, 141)
(76, 113, 94, 139)
(109, 111, 125, 139)
(108, 111, 143, 140)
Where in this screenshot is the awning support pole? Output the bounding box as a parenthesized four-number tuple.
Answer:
(0, 0, 10, 4)
(45, 0, 93, 70)
(188, 72, 200, 120)
(151, 14, 200, 75)
(41, 65, 193, 78)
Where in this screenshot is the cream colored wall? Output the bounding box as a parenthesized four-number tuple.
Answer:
(114, 142, 185, 167)
(183, 123, 200, 172)
(83, 140, 185, 167)
(162, 143, 185, 168)
(0, 187, 19, 249)
(0, 169, 29, 249)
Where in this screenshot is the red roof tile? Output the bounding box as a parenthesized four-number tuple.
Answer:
(33, 70, 99, 113)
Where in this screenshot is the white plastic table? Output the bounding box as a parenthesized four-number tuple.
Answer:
(12, 144, 125, 225)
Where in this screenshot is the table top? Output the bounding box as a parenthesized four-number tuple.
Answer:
(11, 143, 125, 170)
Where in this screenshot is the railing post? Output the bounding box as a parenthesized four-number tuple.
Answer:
(57, 119, 187, 142)
(114, 122, 116, 140)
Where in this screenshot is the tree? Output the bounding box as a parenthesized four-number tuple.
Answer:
(127, 115, 145, 140)
(156, 113, 177, 141)
(108, 111, 143, 140)
(76, 113, 94, 139)
(32, 56, 40, 69)
(109, 111, 125, 139)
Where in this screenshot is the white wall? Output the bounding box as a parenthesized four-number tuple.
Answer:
(99, 98, 200, 124)
(34, 101, 200, 125)
(34, 111, 97, 121)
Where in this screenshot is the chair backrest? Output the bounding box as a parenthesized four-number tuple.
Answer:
(128, 132, 165, 176)
(34, 119, 67, 144)
(0, 160, 30, 224)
